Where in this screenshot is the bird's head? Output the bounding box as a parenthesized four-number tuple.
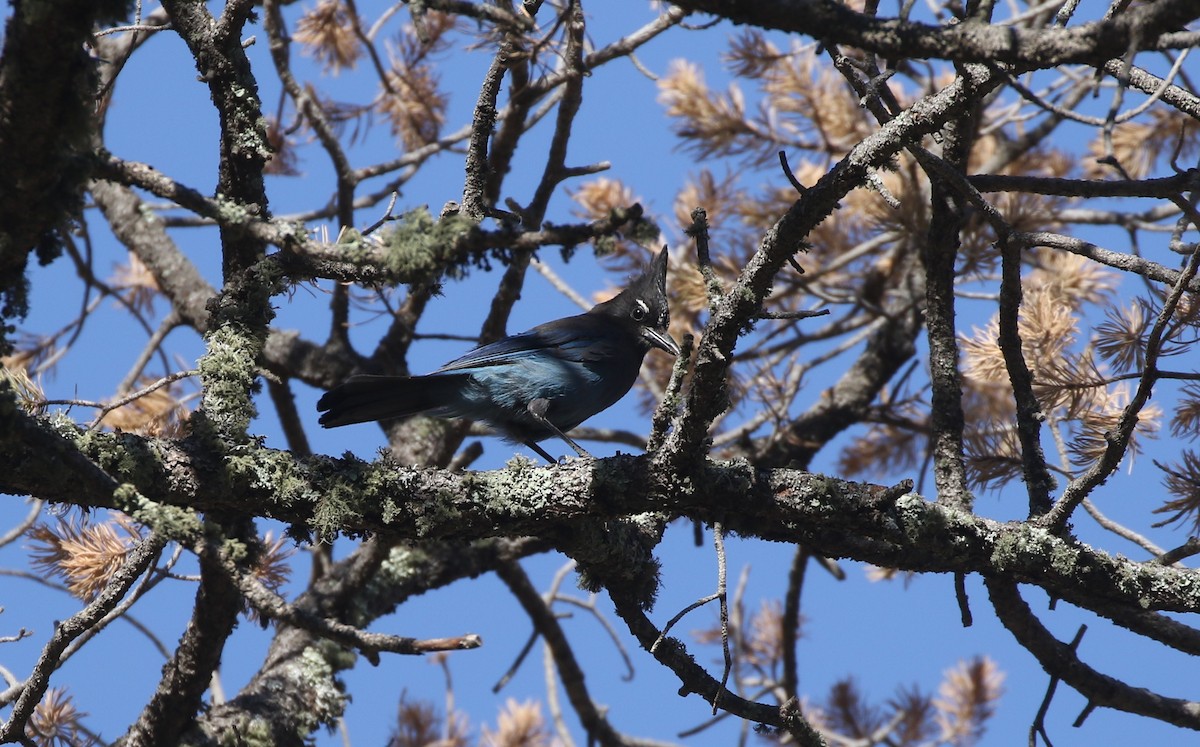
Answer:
(592, 246, 680, 356)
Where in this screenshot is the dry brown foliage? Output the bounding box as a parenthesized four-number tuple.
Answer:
(28, 515, 142, 601)
(294, 0, 363, 74)
(98, 376, 190, 438)
(25, 688, 95, 747)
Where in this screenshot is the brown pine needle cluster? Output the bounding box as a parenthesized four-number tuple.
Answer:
(387, 692, 545, 747)
(743, 598, 791, 669)
(98, 376, 190, 438)
(692, 594, 804, 712)
(480, 699, 550, 747)
(568, 177, 663, 257)
(26, 688, 96, 747)
(254, 530, 295, 593)
(28, 515, 142, 601)
(934, 657, 1004, 746)
(387, 691, 466, 747)
(695, 599, 794, 668)
(568, 177, 638, 223)
(658, 59, 757, 162)
(242, 531, 297, 624)
(294, 0, 363, 74)
(264, 116, 301, 176)
(799, 657, 1002, 746)
(954, 252, 1160, 487)
(1157, 343, 1200, 528)
(1, 351, 46, 412)
(1155, 450, 1200, 530)
(109, 251, 161, 315)
(838, 416, 925, 480)
(1086, 108, 1200, 180)
(377, 15, 453, 150)
(659, 35, 866, 166)
(1172, 383, 1200, 439)
(812, 679, 885, 741)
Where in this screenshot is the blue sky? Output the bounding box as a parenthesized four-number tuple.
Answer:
(3, 1, 1198, 745)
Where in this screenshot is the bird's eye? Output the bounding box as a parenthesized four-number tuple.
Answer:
(631, 302, 648, 321)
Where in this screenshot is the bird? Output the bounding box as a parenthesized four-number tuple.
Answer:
(317, 247, 680, 463)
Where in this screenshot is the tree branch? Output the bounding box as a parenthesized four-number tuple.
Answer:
(987, 578, 1200, 729)
(0, 531, 166, 742)
(121, 531, 244, 747)
(666, 0, 1200, 66)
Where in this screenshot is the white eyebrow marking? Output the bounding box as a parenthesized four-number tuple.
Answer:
(636, 299, 649, 315)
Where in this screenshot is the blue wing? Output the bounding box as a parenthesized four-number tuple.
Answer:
(433, 314, 619, 373)
(424, 313, 639, 435)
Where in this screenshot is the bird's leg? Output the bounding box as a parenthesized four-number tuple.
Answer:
(527, 398, 592, 459)
(524, 440, 559, 465)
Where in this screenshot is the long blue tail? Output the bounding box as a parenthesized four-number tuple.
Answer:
(317, 374, 469, 428)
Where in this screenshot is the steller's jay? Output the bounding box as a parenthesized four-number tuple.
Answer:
(317, 247, 679, 463)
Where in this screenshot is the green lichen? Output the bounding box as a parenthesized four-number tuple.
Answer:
(108, 483, 203, 542)
(481, 461, 563, 521)
(591, 234, 620, 256)
(194, 258, 284, 443)
(992, 525, 1059, 570)
(69, 429, 170, 494)
(136, 502, 203, 542)
(378, 544, 426, 582)
(214, 716, 272, 747)
(311, 481, 364, 542)
(505, 453, 538, 473)
(380, 207, 475, 285)
(572, 515, 663, 609)
(625, 214, 663, 248)
(1044, 532, 1084, 576)
(220, 535, 252, 565)
(893, 492, 946, 544)
(589, 457, 633, 500)
(413, 480, 471, 538)
(295, 645, 349, 730)
(205, 646, 347, 745)
(229, 449, 323, 511)
(348, 544, 434, 624)
(196, 325, 263, 439)
(212, 194, 255, 226)
(270, 219, 308, 250)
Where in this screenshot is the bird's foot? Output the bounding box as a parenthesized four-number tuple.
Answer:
(527, 398, 593, 461)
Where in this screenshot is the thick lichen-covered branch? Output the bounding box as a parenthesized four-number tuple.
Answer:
(6, 412, 1200, 625)
(667, 0, 1200, 66)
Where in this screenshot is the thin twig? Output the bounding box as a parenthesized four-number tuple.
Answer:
(236, 562, 480, 662)
(712, 522, 731, 715)
(0, 532, 166, 742)
(650, 592, 721, 653)
(781, 547, 808, 700)
(1043, 244, 1200, 529)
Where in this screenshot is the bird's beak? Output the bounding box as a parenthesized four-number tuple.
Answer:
(644, 327, 681, 356)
